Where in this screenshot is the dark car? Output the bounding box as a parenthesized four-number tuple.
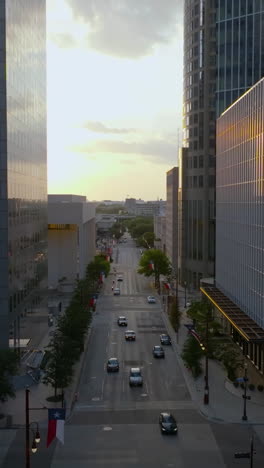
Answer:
(129, 367, 143, 386)
(160, 334, 172, 345)
(153, 345, 165, 358)
(107, 358, 119, 372)
(159, 413, 178, 434)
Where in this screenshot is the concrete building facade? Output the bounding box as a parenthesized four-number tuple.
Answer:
(0, 1, 47, 348)
(48, 195, 96, 288)
(166, 167, 179, 273)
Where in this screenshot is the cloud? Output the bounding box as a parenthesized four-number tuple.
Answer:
(69, 137, 177, 165)
(64, 0, 183, 58)
(82, 121, 138, 134)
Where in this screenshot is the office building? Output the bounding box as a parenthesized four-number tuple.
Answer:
(48, 195, 96, 289)
(181, 0, 264, 290)
(180, 0, 216, 289)
(166, 167, 179, 273)
(216, 0, 264, 116)
(201, 78, 264, 374)
(0, 2, 47, 348)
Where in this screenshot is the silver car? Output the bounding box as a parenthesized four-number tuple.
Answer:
(129, 367, 143, 386)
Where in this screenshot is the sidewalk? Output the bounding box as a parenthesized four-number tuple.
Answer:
(161, 291, 264, 443)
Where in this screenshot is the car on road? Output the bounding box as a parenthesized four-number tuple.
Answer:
(129, 367, 143, 386)
(117, 316, 127, 326)
(147, 296, 156, 304)
(117, 275, 123, 282)
(159, 413, 178, 434)
(113, 288, 120, 295)
(153, 345, 165, 358)
(107, 358, 119, 372)
(125, 330, 136, 341)
(160, 334, 172, 345)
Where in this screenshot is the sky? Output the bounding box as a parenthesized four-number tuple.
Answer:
(47, 0, 183, 201)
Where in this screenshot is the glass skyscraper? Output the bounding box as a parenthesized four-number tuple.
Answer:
(216, 0, 264, 116)
(180, 0, 264, 290)
(180, 0, 216, 289)
(0, 1, 47, 348)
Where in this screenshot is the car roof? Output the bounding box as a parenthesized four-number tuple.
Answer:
(119, 316, 126, 319)
(154, 345, 162, 348)
(126, 330, 135, 333)
(160, 412, 174, 418)
(130, 367, 140, 372)
(108, 357, 118, 361)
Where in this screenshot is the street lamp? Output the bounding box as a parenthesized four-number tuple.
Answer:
(204, 313, 209, 405)
(242, 363, 250, 421)
(25, 388, 46, 468)
(184, 281, 187, 308)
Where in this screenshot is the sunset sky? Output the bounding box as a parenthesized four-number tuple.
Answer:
(47, 0, 183, 201)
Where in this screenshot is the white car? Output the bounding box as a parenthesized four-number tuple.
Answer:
(117, 316, 127, 326)
(129, 367, 143, 386)
(113, 288, 120, 296)
(147, 296, 156, 304)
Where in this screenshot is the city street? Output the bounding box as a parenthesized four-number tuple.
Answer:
(46, 237, 264, 467)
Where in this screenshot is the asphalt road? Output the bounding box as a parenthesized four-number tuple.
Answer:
(3, 236, 263, 468)
(48, 236, 264, 468)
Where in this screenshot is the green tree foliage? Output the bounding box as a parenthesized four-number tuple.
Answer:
(138, 249, 171, 291)
(126, 217, 153, 240)
(110, 222, 125, 240)
(137, 231, 155, 248)
(181, 336, 203, 378)
(168, 296, 182, 332)
(96, 204, 126, 214)
(0, 350, 19, 402)
(43, 335, 75, 397)
(86, 255, 110, 285)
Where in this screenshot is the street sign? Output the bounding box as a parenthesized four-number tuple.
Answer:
(242, 395, 251, 400)
(236, 377, 249, 382)
(234, 452, 250, 459)
(184, 324, 194, 330)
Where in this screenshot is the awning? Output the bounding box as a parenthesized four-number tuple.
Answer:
(200, 285, 264, 343)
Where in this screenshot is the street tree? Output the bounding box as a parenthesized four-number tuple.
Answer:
(43, 334, 75, 398)
(0, 350, 19, 402)
(168, 296, 182, 333)
(138, 249, 171, 292)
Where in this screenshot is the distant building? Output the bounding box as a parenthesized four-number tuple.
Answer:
(48, 195, 96, 289)
(154, 216, 166, 252)
(166, 168, 179, 274)
(201, 78, 264, 375)
(96, 214, 117, 233)
(0, 1, 47, 348)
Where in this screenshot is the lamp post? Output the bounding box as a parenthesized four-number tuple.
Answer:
(184, 281, 187, 308)
(242, 363, 250, 421)
(25, 388, 46, 468)
(204, 314, 209, 405)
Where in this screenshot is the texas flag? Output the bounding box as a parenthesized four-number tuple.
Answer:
(164, 282, 171, 290)
(149, 261, 154, 271)
(47, 408, 66, 447)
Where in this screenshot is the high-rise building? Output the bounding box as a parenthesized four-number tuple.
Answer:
(0, 2, 47, 348)
(166, 167, 179, 273)
(201, 77, 264, 374)
(180, 0, 216, 289)
(180, 0, 264, 289)
(216, 0, 264, 116)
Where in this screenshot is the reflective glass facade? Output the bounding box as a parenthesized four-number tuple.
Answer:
(216, 78, 264, 329)
(180, 0, 216, 288)
(0, 1, 47, 348)
(216, 0, 264, 116)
